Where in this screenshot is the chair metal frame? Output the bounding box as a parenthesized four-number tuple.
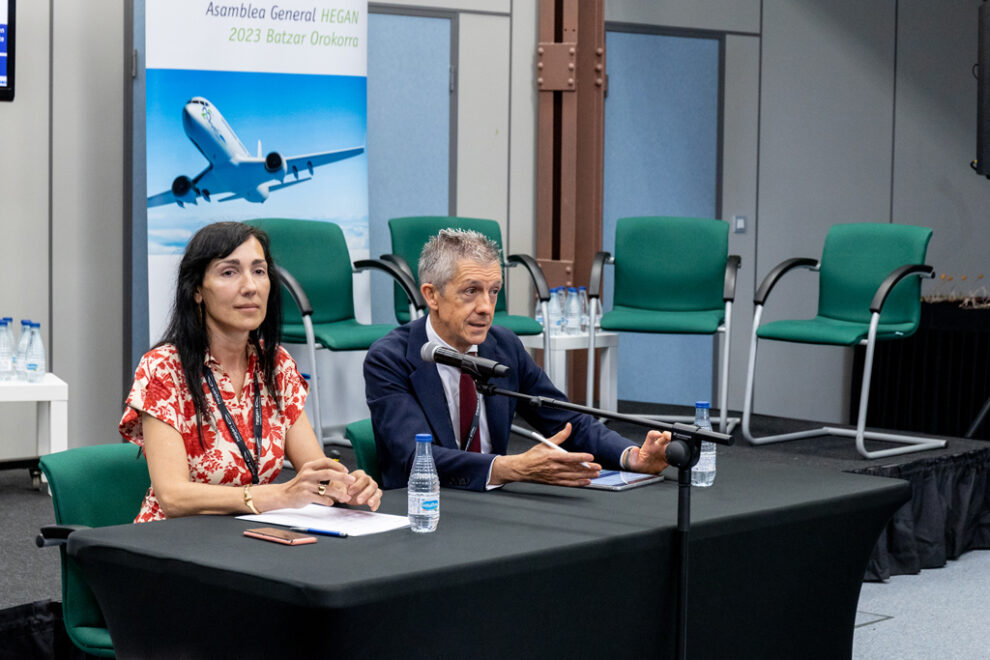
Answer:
(587, 251, 741, 433)
(740, 258, 946, 459)
(277, 260, 423, 444)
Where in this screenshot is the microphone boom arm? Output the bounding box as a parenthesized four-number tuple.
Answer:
(473, 382, 734, 451)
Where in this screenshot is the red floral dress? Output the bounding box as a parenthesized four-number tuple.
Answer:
(119, 344, 307, 522)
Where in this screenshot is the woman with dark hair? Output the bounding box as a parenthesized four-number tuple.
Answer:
(120, 221, 381, 522)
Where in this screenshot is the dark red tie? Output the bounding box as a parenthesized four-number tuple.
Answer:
(459, 372, 480, 452)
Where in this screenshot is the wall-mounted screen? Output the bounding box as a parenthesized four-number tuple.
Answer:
(0, 0, 13, 101)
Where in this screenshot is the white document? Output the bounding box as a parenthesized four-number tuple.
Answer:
(238, 503, 410, 536)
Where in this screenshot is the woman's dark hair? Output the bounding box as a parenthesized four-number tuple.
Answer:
(159, 221, 283, 446)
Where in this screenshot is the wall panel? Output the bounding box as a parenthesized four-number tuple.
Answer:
(756, 0, 896, 422)
(0, 1, 50, 459)
(51, 0, 125, 447)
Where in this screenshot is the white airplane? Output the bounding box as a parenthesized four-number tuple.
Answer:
(148, 96, 364, 208)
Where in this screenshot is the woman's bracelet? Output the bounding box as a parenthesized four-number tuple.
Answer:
(243, 484, 260, 514)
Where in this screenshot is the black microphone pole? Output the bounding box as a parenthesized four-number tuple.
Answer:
(472, 378, 730, 660)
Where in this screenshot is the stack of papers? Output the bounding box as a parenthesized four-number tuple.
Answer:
(238, 503, 410, 536)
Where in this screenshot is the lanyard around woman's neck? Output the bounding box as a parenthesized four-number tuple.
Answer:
(202, 364, 263, 484)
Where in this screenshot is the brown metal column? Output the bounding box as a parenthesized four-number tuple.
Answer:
(536, 0, 606, 403)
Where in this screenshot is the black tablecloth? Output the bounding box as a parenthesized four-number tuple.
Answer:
(68, 455, 909, 660)
(852, 302, 990, 439)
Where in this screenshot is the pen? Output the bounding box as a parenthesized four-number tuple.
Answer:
(519, 428, 593, 469)
(291, 527, 349, 538)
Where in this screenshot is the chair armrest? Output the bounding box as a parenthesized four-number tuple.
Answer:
(723, 255, 742, 302)
(36, 524, 89, 548)
(754, 257, 819, 305)
(355, 258, 426, 311)
(379, 253, 415, 283)
(506, 254, 550, 302)
(588, 251, 612, 299)
(275, 265, 313, 317)
(870, 264, 935, 313)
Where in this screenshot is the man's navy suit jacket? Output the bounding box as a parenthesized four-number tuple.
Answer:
(364, 316, 633, 491)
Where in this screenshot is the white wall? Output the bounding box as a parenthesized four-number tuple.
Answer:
(50, 0, 125, 447)
(754, 0, 897, 422)
(506, 1, 539, 314)
(0, 1, 51, 459)
(605, 0, 760, 34)
(0, 1, 122, 455)
(893, 1, 989, 283)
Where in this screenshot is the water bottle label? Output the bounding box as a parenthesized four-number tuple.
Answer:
(26, 363, 39, 371)
(408, 492, 440, 515)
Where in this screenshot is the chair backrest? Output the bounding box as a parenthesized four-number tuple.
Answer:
(345, 418, 382, 484)
(41, 443, 150, 529)
(388, 216, 508, 321)
(818, 223, 932, 326)
(612, 216, 728, 312)
(245, 218, 356, 325)
(39, 443, 151, 656)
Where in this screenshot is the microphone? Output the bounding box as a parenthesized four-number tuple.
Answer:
(420, 342, 510, 379)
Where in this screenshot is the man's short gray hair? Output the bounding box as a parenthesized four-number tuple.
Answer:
(419, 228, 501, 291)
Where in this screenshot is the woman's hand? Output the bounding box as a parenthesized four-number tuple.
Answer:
(279, 457, 352, 508)
(278, 458, 382, 511)
(344, 469, 383, 511)
(279, 410, 382, 511)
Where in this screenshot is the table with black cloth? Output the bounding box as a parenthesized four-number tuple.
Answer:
(852, 301, 990, 439)
(67, 455, 909, 660)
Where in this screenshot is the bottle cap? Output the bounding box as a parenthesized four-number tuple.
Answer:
(695, 401, 711, 409)
(568, 286, 577, 292)
(21, 320, 30, 325)
(415, 433, 433, 443)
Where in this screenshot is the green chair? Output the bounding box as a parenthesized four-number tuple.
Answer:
(740, 222, 946, 458)
(36, 443, 151, 658)
(587, 216, 741, 430)
(385, 216, 551, 358)
(345, 418, 381, 484)
(246, 219, 421, 442)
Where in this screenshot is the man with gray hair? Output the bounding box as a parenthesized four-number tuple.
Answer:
(364, 228, 671, 490)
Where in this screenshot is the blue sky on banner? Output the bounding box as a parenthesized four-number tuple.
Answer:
(145, 0, 368, 256)
(146, 69, 368, 255)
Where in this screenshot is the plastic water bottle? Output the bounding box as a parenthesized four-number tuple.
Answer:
(547, 288, 563, 336)
(565, 286, 581, 335)
(691, 401, 716, 487)
(557, 287, 569, 335)
(578, 286, 589, 333)
(13, 319, 31, 381)
(0, 320, 13, 381)
(408, 433, 439, 533)
(535, 295, 545, 329)
(24, 322, 46, 383)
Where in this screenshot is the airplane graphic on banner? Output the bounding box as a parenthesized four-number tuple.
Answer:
(148, 96, 364, 207)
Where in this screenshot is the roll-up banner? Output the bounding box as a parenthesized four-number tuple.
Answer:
(144, 0, 368, 344)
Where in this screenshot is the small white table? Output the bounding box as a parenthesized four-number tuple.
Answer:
(519, 331, 619, 412)
(0, 374, 69, 482)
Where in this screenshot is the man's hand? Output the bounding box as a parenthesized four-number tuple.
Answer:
(626, 430, 672, 474)
(490, 423, 601, 487)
